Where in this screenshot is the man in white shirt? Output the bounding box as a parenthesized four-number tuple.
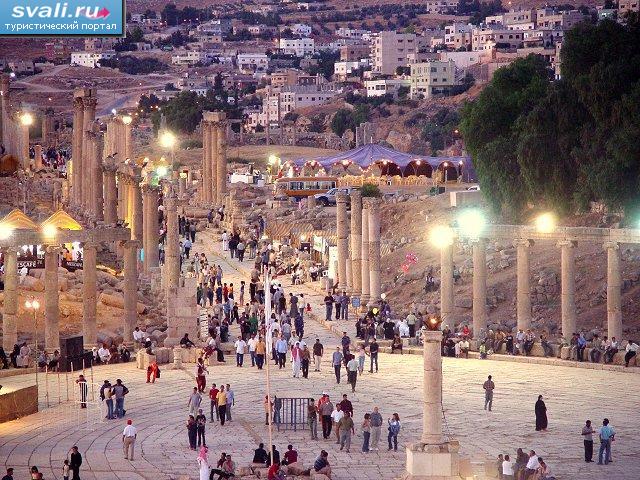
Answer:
(98, 344, 111, 364)
(247, 334, 258, 367)
(502, 454, 514, 478)
(330, 405, 344, 445)
(132, 327, 145, 349)
(459, 339, 470, 359)
(122, 419, 137, 460)
(234, 336, 247, 367)
(525, 450, 540, 476)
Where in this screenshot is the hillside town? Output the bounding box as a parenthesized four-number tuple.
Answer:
(1, 1, 640, 480)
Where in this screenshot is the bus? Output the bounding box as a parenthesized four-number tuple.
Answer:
(273, 176, 338, 200)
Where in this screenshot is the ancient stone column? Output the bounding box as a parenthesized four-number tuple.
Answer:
(103, 163, 118, 224)
(81, 97, 97, 208)
(421, 329, 444, 444)
(472, 238, 487, 337)
(604, 241, 622, 341)
(201, 119, 212, 204)
(361, 200, 370, 304)
(336, 191, 349, 291)
(440, 242, 454, 325)
(366, 198, 381, 303)
(1, 247, 18, 350)
(0, 74, 10, 145)
(44, 246, 60, 350)
(132, 175, 144, 241)
(143, 184, 160, 271)
(346, 214, 353, 294)
(34, 144, 43, 170)
(307, 195, 316, 209)
(215, 117, 228, 205)
(71, 96, 84, 205)
(558, 240, 577, 338)
(123, 240, 138, 343)
(210, 121, 218, 205)
(82, 243, 97, 346)
(90, 129, 104, 221)
(165, 195, 180, 298)
(20, 119, 30, 170)
(350, 189, 363, 297)
(515, 239, 532, 331)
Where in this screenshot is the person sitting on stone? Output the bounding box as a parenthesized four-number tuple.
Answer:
(180, 333, 196, 349)
(494, 329, 506, 353)
(98, 344, 111, 364)
(252, 443, 269, 464)
(397, 319, 410, 338)
(589, 334, 603, 363)
(391, 335, 403, 355)
(523, 330, 535, 356)
(459, 338, 470, 359)
(540, 333, 554, 357)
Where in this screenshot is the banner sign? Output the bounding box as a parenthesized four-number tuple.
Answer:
(0, 0, 126, 37)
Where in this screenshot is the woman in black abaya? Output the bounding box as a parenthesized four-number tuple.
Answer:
(535, 395, 548, 431)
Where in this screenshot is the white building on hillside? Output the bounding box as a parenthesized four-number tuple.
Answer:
(70, 51, 115, 68)
(279, 38, 315, 57)
(409, 60, 455, 99)
(364, 78, 411, 97)
(237, 53, 269, 74)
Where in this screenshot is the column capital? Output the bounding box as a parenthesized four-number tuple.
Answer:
(603, 241, 619, 251)
(82, 96, 98, 109)
(119, 239, 140, 249)
(556, 239, 577, 248)
(422, 330, 444, 344)
(513, 238, 533, 248)
(1, 245, 19, 255)
(81, 241, 98, 250)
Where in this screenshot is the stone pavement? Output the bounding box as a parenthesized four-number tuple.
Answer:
(1, 229, 639, 480)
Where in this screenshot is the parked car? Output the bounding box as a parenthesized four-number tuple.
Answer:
(314, 187, 353, 207)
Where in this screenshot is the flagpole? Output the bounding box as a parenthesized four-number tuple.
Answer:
(263, 264, 275, 464)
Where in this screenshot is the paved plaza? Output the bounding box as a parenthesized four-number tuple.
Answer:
(1, 232, 639, 480)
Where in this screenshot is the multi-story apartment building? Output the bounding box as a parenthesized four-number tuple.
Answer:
(439, 50, 485, 69)
(340, 43, 371, 62)
(290, 23, 312, 37)
(335, 28, 371, 39)
(371, 31, 428, 75)
(236, 53, 269, 74)
(409, 60, 455, 99)
(536, 9, 587, 29)
(171, 51, 208, 66)
(472, 27, 524, 51)
(279, 38, 315, 57)
(70, 51, 116, 68)
(334, 60, 369, 80)
(364, 78, 411, 97)
(444, 23, 473, 50)
(424, 0, 459, 13)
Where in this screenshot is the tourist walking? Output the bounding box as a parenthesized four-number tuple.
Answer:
(188, 387, 202, 416)
(301, 344, 311, 378)
(196, 409, 207, 447)
(581, 420, 595, 462)
(338, 412, 355, 452)
(308, 399, 318, 440)
(319, 394, 334, 439)
(234, 336, 247, 367)
(209, 384, 219, 422)
(346, 355, 358, 392)
(122, 419, 137, 460)
(362, 413, 371, 452)
(324, 293, 333, 321)
(535, 395, 548, 431)
(387, 413, 401, 451)
(69, 446, 82, 480)
(369, 338, 379, 372)
(483, 375, 495, 411)
(225, 384, 234, 421)
(112, 379, 128, 418)
(196, 358, 208, 392)
(597, 418, 615, 465)
(332, 347, 343, 384)
(187, 415, 198, 450)
(291, 342, 302, 378)
(217, 386, 227, 426)
(313, 339, 324, 371)
(370, 407, 383, 450)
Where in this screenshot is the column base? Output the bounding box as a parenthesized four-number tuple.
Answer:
(404, 441, 462, 480)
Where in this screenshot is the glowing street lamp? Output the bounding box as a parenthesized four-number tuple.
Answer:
(20, 112, 34, 126)
(429, 225, 455, 249)
(121, 115, 133, 125)
(25, 298, 41, 375)
(0, 222, 13, 240)
(159, 131, 177, 149)
(457, 209, 486, 240)
(41, 224, 57, 240)
(534, 212, 556, 234)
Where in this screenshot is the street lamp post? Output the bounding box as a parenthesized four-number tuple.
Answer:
(20, 112, 34, 171)
(25, 298, 41, 385)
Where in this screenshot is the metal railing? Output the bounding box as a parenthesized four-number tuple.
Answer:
(273, 396, 312, 432)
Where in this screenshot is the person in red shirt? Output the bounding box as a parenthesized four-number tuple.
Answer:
(267, 461, 282, 480)
(283, 444, 298, 465)
(208, 383, 219, 422)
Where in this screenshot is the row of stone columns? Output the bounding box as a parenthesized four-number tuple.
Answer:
(70, 88, 97, 208)
(142, 184, 160, 272)
(335, 191, 382, 305)
(201, 111, 228, 207)
(2, 240, 139, 351)
(103, 115, 132, 161)
(460, 238, 624, 340)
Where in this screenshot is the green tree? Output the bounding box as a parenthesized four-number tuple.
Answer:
(331, 108, 352, 137)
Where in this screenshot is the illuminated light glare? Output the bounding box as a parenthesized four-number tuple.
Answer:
(159, 131, 177, 149)
(156, 165, 169, 177)
(122, 115, 133, 125)
(534, 212, 557, 234)
(381, 292, 387, 300)
(0, 223, 13, 240)
(426, 316, 442, 331)
(429, 225, 455, 249)
(415, 160, 421, 166)
(22, 245, 29, 252)
(111, 108, 117, 115)
(300, 234, 306, 241)
(268, 154, 279, 165)
(457, 209, 486, 239)
(42, 224, 57, 238)
(20, 112, 34, 126)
